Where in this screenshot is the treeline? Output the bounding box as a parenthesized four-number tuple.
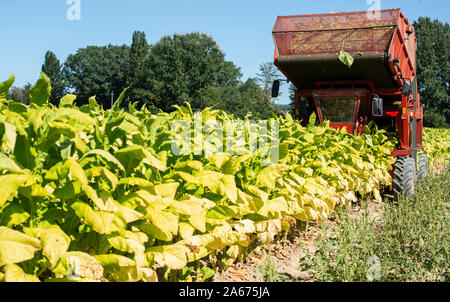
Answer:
(9, 31, 284, 120)
(414, 17, 450, 128)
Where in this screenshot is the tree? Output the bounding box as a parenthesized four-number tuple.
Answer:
(63, 45, 130, 108)
(8, 83, 31, 105)
(239, 78, 277, 120)
(414, 17, 450, 123)
(423, 110, 448, 128)
(256, 62, 282, 102)
(41, 51, 65, 105)
(128, 31, 151, 106)
(192, 61, 243, 111)
(142, 32, 241, 112)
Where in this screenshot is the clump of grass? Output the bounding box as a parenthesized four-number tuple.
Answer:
(300, 167, 450, 282)
(258, 246, 289, 282)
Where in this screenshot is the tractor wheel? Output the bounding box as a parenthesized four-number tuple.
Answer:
(393, 156, 416, 197)
(417, 154, 429, 181)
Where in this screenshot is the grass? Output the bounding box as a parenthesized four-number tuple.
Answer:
(299, 167, 450, 282)
(258, 246, 289, 282)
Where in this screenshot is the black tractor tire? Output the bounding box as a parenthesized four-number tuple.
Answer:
(393, 156, 416, 197)
(417, 154, 429, 181)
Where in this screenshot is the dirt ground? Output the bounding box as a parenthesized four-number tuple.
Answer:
(212, 200, 384, 282)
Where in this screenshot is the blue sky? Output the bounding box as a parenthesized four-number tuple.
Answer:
(0, 0, 449, 104)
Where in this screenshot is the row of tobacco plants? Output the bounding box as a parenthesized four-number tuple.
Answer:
(0, 73, 449, 282)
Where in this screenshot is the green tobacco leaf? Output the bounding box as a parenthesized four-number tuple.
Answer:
(94, 254, 141, 282)
(115, 145, 167, 172)
(71, 202, 126, 235)
(188, 214, 206, 233)
(146, 244, 187, 270)
(0, 153, 25, 174)
(206, 205, 236, 220)
(118, 177, 153, 187)
(222, 155, 251, 175)
(149, 182, 179, 199)
(179, 222, 195, 239)
(113, 202, 144, 224)
(30, 72, 52, 106)
(137, 221, 172, 242)
(198, 170, 237, 203)
(202, 266, 215, 281)
(7, 101, 28, 114)
(0, 204, 30, 227)
(107, 235, 145, 266)
(111, 88, 129, 113)
(2, 122, 17, 152)
(169, 199, 202, 216)
(59, 94, 77, 108)
(47, 108, 96, 127)
(80, 149, 125, 172)
(144, 207, 179, 241)
(256, 164, 289, 190)
(3, 264, 40, 282)
(25, 225, 71, 268)
(337, 51, 354, 68)
(66, 157, 88, 185)
(0, 73, 14, 100)
(82, 184, 117, 212)
(86, 167, 118, 191)
(0, 227, 42, 266)
(52, 251, 104, 281)
(0, 174, 35, 209)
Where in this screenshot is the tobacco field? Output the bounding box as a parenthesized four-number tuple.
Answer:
(0, 73, 449, 282)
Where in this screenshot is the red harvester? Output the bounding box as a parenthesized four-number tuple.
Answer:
(271, 9, 427, 196)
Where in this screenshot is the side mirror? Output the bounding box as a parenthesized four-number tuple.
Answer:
(402, 80, 412, 96)
(372, 96, 383, 117)
(272, 80, 280, 98)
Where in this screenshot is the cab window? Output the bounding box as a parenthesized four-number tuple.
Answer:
(316, 97, 357, 123)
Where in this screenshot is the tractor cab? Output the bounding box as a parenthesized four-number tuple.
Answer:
(312, 88, 372, 134)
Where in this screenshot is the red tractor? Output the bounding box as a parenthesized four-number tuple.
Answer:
(271, 9, 428, 196)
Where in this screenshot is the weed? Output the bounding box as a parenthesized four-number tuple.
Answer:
(299, 167, 450, 282)
(258, 246, 289, 282)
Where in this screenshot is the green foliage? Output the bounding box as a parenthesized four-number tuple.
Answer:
(7, 84, 31, 105)
(337, 51, 354, 68)
(256, 62, 282, 102)
(300, 167, 450, 282)
(422, 127, 450, 167)
(423, 111, 449, 128)
(63, 45, 130, 108)
(142, 32, 240, 112)
(128, 31, 151, 106)
(414, 17, 450, 123)
(258, 246, 288, 282)
(0, 74, 14, 100)
(41, 51, 65, 106)
(45, 31, 280, 118)
(29, 72, 52, 107)
(2, 73, 443, 282)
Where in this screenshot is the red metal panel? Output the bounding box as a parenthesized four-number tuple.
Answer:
(392, 149, 411, 157)
(273, 9, 399, 32)
(273, 9, 399, 57)
(274, 28, 395, 56)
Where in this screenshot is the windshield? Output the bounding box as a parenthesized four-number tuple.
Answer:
(316, 97, 357, 123)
